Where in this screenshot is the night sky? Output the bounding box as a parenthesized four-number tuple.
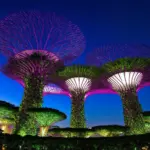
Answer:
(0, 0, 150, 127)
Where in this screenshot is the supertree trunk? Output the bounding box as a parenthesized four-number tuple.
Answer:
(39, 126, 49, 137)
(70, 91, 86, 128)
(20, 76, 44, 110)
(119, 88, 145, 134)
(15, 76, 44, 136)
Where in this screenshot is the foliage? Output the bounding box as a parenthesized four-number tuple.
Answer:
(70, 92, 85, 128)
(0, 118, 15, 125)
(98, 58, 149, 135)
(15, 77, 44, 136)
(143, 111, 150, 133)
(58, 65, 100, 79)
(0, 100, 18, 120)
(1, 133, 150, 150)
(48, 125, 128, 138)
(18, 113, 37, 136)
(143, 111, 150, 118)
(120, 91, 146, 135)
(92, 125, 129, 137)
(99, 57, 150, 75)
(49, 128, 94, 138)
(20, 76, 44, 110)
(27, 107, 67, 126)
(58, 65, 100, 129)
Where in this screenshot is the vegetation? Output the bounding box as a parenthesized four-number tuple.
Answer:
(58, 65, 100, 79)
(1, 133, 150, 150)
(58, 65, 100, 128)
(48, 125, 128, 138)
(28, 108, 67, 137)
(99, 57, 150, 75)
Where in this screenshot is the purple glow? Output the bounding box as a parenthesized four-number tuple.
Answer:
(138, 82, 150, 91)
(0, 11, 85, 65)
(86, 44, 150, 67)
(14, 50, 59, 62)
(2, 50, 63, 83)
(85, 82, 150, 99)
(43, 83, 69, 96)
(85, 89, 117, 99)
(15, 81, 69, 96)
(85, 44, 150, 94)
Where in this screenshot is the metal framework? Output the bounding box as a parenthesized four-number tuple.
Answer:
(66, 77, 91, 93)
(108, 72, 143, 92)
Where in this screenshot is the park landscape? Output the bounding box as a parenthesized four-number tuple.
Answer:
(0, 11, 150, 150)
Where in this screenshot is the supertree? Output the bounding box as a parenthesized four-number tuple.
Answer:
(0, 11, 85, 135)
(27, 108, 66, 137)
(52, 65, 100, 128)
(86, 44, 150, 134)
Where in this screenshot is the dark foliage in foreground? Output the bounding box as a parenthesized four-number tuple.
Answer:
(0, 132, 150, 150)
(0, 100, 18, 111)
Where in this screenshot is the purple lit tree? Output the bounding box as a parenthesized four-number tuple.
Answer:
(86, 44, 150, 134)
(0, 11, 85, 136)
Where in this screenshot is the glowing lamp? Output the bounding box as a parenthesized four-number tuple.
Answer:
(108, 72, 143, 92)
(66, 77, 91, 93)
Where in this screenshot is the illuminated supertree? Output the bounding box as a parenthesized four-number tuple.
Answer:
(0, 11, 85, 135)
(27, 108, 66, 137)
(55, 65, 100, 128)
(86, 44, 150, 134)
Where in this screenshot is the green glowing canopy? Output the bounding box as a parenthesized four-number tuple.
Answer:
(27, 107, 67, 126)
(100, 57, 150, 75)
(0, 100, 18, 119)
(58, 65, 100, 79)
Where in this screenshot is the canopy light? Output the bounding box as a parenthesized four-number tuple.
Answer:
(108, 72, 143, 91)
(14, 50, 59, 62)
(66, 77, 91, 93)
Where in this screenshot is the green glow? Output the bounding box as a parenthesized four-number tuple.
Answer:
(18, 113, 37, 136)
(58, 65, 100, 79)
(100, 57, 150, 74)
(28, 108, 66, 126)
(49, 125, 127, 138)
(99, 57, 150, 135)
(92, 125, 128, 137)
(28, 108, 66, 137)
(119, 88, 145, 134)
(16, 76, 44, 136)
(20, 76, 44, 110)
(143, 111, 150, 133)
(0, 101, 18, 120)
(70, 91, 85, 128)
